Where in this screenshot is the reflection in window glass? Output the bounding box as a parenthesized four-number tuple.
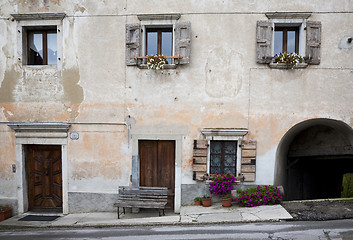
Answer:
(145, 27, 173, 63)
(147, 32, 158, 56)
(27, 29, 57, 65)
(287, 31, 296, 54)
(47, 33, 57, 65)
(28, 32, 43, 65)
(162, 31, 172, 57)
(210, 141, 237, 175)
(274, 31, 283, 56)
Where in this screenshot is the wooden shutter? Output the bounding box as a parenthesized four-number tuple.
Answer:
(126, 24, 141, 66)
(241, 140, 256, 182)
(175, 22, 191, 64)
(193, 140, 208, 181)
(306, 21, 321, 65)
(256, 21, 272, 63)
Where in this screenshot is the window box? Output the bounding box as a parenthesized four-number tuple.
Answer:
(269, 62, 308, 69)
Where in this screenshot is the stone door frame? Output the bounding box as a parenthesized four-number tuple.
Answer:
(8, 123, 70, 214)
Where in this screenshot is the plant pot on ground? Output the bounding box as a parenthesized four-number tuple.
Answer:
(0, 206, 12, 222)
(194, 197, 202, 206)
(221, 194, 232, 208)
(202, 195, 212, 207)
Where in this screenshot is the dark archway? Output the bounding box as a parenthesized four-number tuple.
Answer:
(275, 119, 353, 200)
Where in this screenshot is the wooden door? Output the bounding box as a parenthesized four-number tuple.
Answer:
(27, 145, 62, 212)
(139, 140, 175, 209)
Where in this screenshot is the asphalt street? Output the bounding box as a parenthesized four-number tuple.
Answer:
(1, 219, 353, 240)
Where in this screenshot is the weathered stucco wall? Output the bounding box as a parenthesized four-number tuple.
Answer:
(0, 0, 352, 211)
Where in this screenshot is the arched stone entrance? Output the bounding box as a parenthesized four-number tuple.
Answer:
(275, 119, 353, 200)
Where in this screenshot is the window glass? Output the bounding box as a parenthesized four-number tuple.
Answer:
(210, 141, 237, 175)
(47, 32, 57, 65)
(161, 31, 172, 56)
(287, 31, 296, 54)
(274, 31, 283, 55)
(28, 32, 43, 65)
(274, 26, 299, 55)
(147, 31, 158, 56)
(27, 29, 57, 65)
(145, 27, 173, 61)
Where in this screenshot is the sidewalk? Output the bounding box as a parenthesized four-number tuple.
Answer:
(0, 204, 292, 229)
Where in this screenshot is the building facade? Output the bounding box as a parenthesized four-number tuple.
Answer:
(0, 0, 352, 214)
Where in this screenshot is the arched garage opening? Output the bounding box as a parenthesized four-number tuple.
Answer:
(275, 119, 353, 200)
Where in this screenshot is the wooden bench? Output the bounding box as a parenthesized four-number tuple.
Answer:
(114, 186, 168, 219)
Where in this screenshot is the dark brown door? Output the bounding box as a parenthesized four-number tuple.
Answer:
(139, 140, 175, 209)
(27, 145, 62, 212)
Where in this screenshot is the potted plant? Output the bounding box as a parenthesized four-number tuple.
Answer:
(221, 194, 232, 207)
(194, 197, 202, 206)
(0, 206, 12, 222)
(146, 54, 167, 73)
(209, 173, 237, 207)
(201, 194, 212, 207)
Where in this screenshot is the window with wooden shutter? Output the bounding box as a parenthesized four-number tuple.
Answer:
(193, 140, 208, 181)
(306, 21, 321, 65)
(241, 140, 257, 182)
(126, 24, 141, 66)
(256, 21, 272, 64)
(175, 22, 191, 64)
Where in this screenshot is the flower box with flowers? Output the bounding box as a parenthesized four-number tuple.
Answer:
(269, 52, 308, 69)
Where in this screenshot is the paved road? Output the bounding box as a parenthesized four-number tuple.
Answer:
(0, 219, 353, 240)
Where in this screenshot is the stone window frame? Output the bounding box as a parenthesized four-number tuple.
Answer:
(126, 14, 191, 68)
(11, 13, 65, 71)
(201, 129, 248, 177)
(256, 12, 322, 69)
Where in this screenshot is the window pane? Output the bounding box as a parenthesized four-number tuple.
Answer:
(274, 30, 283, 55)
(287, 31, 296, 54)
(147, 31, 157, 56)
(47, 32, 57, 65)
(28, 32, 43, 65)
(161, 31, 172, 56)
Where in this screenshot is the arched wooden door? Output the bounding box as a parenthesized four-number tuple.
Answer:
(139, 140, 175, 210)
(27, 145, 62, 212)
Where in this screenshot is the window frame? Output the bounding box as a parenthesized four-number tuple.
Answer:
(11, 13, 64, 70)
(201, 129, 248, 177)
(145, 27, 173, 56)
(27, 28, 57, 66)
(274, 26, 300, 55)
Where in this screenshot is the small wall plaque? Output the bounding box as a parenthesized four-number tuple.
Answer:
(70, 132, 79, 140)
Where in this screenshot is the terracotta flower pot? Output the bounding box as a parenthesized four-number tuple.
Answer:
(0, 208, 12, 222)
(202, 198, 212, 207)
(194, 200, 201, 206)
(221, 198, 232, 208)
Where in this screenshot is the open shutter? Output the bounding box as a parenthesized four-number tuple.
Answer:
(306, 21, 321, 65)
(193, 140, 208, 181)
(126, 24, 141, 66)
(256, 21, 272, 63)
(241, 140, 256, 182)
(175, 22, 191, 64)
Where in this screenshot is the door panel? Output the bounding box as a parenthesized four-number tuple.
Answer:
(139, 140, 175, 209)
(27, 145, 62, 211)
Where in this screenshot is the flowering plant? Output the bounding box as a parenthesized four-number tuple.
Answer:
(234, 185, 282, 207)
(209, 173, 237, 198)
(274, 52, 304, 68)
(147, 54, 167, 73)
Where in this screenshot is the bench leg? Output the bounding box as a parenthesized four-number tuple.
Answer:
(117, 207, 126, 219)
(158, 209, 165, 217)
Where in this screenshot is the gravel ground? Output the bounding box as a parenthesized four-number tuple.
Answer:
(281, 199, 353, 221)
